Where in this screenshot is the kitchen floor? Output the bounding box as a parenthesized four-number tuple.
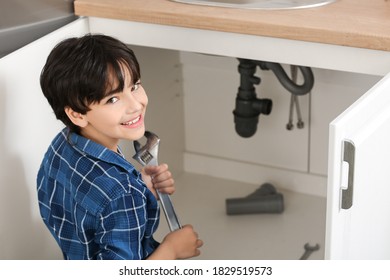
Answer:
(154, 172, 327, 260)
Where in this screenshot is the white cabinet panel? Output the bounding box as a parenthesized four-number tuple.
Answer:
(0, 18, 89, 259)
(325, 73, 390, 259)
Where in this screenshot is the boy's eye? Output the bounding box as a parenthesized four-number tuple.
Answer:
(106, 96, 119, 104)
(131, 81, 141, 92)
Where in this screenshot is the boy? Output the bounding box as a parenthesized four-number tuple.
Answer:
(37, 34, 203, 260)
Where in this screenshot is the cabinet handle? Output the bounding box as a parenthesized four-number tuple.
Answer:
(341, 140, 355, 209)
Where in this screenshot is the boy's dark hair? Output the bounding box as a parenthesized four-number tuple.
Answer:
(40, 34, 141, 133)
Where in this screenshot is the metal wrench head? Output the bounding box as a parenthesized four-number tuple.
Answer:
(132, 131, 160, 166)
(299, 243, 320, 260)
(304, 243, 320, 251)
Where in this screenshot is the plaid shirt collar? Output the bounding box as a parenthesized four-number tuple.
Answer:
(67, 129, 136, 173)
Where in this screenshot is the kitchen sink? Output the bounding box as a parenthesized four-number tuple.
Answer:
(0, 0, 76, 58)
(169, 0, 337, 10)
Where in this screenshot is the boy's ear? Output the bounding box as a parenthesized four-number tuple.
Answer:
(64, 107, 88, 128)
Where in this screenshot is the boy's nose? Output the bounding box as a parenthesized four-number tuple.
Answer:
(124, 91, 143, 112)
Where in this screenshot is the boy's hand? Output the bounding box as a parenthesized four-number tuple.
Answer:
(147, 224, 203, 260)
(141, 163, 175, 198)
(162, 224, 203, 259)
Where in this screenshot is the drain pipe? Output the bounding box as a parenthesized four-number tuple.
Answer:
(258, 61, 314, 96)
(233, 59, 273, 138)
(233, 58, 314, 137)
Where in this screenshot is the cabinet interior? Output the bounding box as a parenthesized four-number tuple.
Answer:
(121, 45, 382, 259)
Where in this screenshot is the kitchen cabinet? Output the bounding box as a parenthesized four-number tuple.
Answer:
(1, 10, 390, 258)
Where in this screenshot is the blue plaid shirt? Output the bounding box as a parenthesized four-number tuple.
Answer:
(37, 128, 160, 260)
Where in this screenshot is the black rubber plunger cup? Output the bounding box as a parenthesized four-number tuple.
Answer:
(226, 183, 284, 215)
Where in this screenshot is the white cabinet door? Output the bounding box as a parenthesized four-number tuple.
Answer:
(0, 17, 89, 259)
(325, 72, 390, 259)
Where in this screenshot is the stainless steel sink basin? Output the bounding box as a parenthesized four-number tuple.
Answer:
(169, 0, 337, 10)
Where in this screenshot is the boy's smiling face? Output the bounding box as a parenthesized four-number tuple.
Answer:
(66, 64, 148, 152)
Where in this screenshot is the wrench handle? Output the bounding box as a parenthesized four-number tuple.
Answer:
(156, 191, 182, 231)
(150, 158, 181, 231)
(139, 156, 182, 231)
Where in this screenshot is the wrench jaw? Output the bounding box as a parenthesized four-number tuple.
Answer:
(133, 131, 160, 166)
(299, 243, 320, 260)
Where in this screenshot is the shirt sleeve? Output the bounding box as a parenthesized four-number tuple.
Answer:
(94, 192, 147, 260)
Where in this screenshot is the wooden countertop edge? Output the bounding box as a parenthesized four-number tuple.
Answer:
(74, 2, 390, 52)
